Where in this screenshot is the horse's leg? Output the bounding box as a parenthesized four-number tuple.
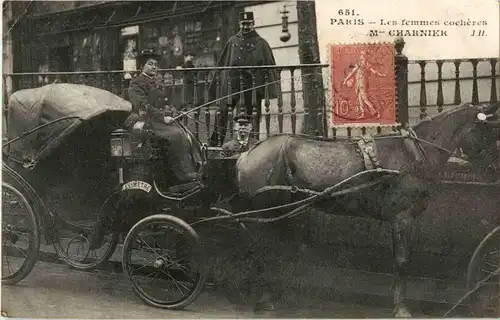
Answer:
(227, 193, 276, 313)
(391, 208, 418, 318)
(252, 192, 295, 314)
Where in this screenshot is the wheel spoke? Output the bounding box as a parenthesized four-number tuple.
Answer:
(158, 268, 191, 294)
(9, 230, 31, 242)
(3, 252, 14, 275)
(10, 244, 28, 258)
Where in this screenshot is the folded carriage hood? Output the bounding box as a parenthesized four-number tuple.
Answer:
(5, 83, 132, 166)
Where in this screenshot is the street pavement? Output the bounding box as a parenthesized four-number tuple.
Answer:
(1, 260, 405, 319)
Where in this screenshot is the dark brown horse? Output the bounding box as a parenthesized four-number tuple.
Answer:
(232, 102, 497, 317)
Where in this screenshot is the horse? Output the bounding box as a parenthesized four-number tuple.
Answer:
(231, 102, 498, 317)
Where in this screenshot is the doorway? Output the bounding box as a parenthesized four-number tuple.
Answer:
(49, 46, 71, 72)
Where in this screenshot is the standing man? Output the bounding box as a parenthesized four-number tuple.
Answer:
(209, 11, 279, 146)
(182, 52, 200, 109)
(125, 49, 200, 185)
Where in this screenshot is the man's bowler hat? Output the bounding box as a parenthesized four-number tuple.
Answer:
(233, 114, 253, 124)
(239, 11, 254, 22)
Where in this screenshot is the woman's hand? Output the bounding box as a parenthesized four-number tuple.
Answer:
(164, 116, 175, 124)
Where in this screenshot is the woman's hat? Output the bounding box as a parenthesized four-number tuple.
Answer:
(138, 49, 161, 63)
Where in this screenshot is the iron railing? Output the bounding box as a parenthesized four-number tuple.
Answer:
(409, 58, 499, 119)
(3, 39, 499, 143)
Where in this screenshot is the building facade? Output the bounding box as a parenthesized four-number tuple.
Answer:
(9, 1, 249, 74)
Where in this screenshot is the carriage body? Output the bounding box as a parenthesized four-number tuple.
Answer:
(3, 84, 132, 231)
(1, 83, 238, 310)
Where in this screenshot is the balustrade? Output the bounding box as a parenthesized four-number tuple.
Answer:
(410, 57, 498, 123)
(4, 39, 499, 143)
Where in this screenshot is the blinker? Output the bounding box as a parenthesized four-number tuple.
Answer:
(477, 112, 494, 122)
(477, 113, 487, 121)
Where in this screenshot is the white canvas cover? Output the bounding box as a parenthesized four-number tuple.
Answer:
(4, 83, 132, 164)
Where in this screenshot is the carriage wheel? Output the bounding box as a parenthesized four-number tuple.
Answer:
(466, 226, 500, 317)
(52, 223, 119, 271)
(2, 182, 40, 285)
(122, 214, 207, 310)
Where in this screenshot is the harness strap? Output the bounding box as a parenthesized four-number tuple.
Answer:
(355, 133, 382, 170)
(282, 137, 296, 185)
(401, 127, 428, 163)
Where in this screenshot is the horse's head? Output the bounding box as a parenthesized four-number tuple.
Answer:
(412, 103, 495, 165)
(459, 102, 500, 171)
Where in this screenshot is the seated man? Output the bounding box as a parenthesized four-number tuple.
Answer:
(125, 49, 199, 185)
(221, 114, 258, 157)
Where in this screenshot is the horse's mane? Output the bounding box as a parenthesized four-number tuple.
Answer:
(412, 103, 474, 131)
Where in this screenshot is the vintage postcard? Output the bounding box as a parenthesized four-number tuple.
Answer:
(1, 0, 499, 319)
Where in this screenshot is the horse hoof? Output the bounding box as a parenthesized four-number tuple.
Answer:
(254, 301, 275, 313)
(393, 306, 412, 318)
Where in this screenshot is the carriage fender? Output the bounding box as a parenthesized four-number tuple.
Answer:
(117, 181, 156, 205)
(96, 181, 156, 216)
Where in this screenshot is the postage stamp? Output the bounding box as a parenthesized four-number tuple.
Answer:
(330, 43, 396, 125)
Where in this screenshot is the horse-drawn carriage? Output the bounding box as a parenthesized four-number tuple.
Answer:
(2, 83, 498, 316)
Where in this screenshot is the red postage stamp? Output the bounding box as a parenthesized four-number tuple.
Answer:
(330, 43, 396, 125)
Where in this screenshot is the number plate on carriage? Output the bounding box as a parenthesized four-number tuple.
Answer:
(122, 180, 152, 193)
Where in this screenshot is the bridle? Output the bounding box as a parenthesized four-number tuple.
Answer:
(414, 111, 497, 165)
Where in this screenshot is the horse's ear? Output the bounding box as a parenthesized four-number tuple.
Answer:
(484, 102, 499, 115)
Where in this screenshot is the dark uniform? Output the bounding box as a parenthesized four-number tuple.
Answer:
(125, 50, 199, 184)
(209, 12, 279, 146)
(221, 115, 258, 157)
(128, 73, 177, 116)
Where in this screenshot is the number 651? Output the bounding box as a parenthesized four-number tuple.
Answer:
(338, 9, 356, 15)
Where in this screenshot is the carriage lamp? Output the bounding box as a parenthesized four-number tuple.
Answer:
(280, 5, 291, 43)
(110, 129, 132, 157)
(110, 129, 132, 185)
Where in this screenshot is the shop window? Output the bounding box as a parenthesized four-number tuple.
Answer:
(123, 38, 138, 71)
(140, 13, 222, 70)
(73, 32, 102, 71)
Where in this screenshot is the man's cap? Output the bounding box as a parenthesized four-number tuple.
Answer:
(239, 11, 254, 22)
(233, 114, 253, 124)
(139, 49, 161, 62)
